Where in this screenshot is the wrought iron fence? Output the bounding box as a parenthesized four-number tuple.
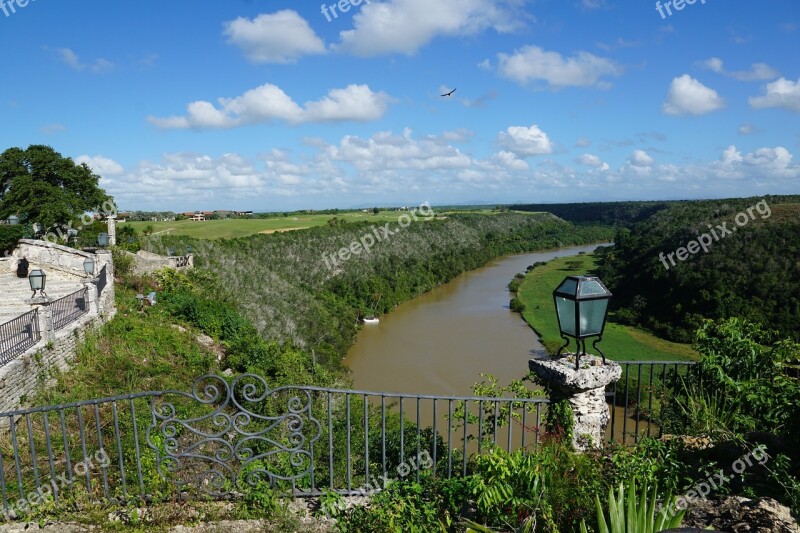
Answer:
(0, 373, 550, 513)
(0, 310, 40, 368)
(175, 256, 190, 268)
(0, 362, 699, 517)
(51, 288, 89, 331)
(606, 360, 699, 445)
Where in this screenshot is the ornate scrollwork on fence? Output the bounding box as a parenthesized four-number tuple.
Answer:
(146, 373, 322, 497)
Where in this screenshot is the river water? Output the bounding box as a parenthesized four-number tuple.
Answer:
(344, 243, 606, 395)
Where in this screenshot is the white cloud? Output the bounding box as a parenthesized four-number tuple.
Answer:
(662, 75, 725, 116)
(493, 45, 622, 89)
(749, 78, 800, 112)
(333, 0, 525, 56)
(699, 57, 779, 81)
(738, 123, 758, 135)
(148, 84, 391, 129)
(105, 138, 800, 210)
(579, 0, 607, 11)
(328, 128, 472, 172)
(224, 11, 325, 63)
(497, 124, 554, 157)
(492, 151, 530, 171)
(57, 48, 114, 73)
(577, 153, 609, 170)
(575, 137, 592, 148)
(74, 155, 125, 177)
(711, 145, 798, 179)
(629, 150, 654, 167)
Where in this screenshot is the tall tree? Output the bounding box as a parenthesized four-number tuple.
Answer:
(0, 145, 111, 230)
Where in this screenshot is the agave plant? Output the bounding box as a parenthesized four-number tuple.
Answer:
(580, 480, 685, 533)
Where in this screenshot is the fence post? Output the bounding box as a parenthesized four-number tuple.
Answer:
(529, 354, 621, 452)
(26, 297, 55, 344)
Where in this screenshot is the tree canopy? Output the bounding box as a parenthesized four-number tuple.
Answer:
(0, 145, 111, 230)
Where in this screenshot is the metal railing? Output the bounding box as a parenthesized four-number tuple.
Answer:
(606, 361, 698, 445)
(0, 373, 550, 513)
(0, 363, 699, 516)
(51, 288, 89, 331)
(0, 310, 40, 368)
(175, 256, 190, 268)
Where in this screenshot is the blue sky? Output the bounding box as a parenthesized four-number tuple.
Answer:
(1, 0, 798, 212)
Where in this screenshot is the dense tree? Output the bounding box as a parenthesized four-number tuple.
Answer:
(596, 195, 800, 342)
(0, 145, 110, 230)
(140, 213, 614, 369)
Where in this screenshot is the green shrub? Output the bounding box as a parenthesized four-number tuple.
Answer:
(580, 480, 684, 533)
(111, 247, 134, 277)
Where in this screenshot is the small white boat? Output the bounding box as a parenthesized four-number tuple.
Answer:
(362, 317, 380, 325)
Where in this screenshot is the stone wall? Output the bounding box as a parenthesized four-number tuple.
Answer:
(0, 240, 117, 420)
(11, 239, 99, 278)
(128, 250, 193, 276)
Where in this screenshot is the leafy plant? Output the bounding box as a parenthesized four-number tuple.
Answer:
(579, 480, 684, 533)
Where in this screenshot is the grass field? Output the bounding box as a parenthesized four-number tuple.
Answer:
(516, 253, 698, 362)
(124, 210, 420, 239)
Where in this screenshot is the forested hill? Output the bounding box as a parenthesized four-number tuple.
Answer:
(143, 212, 612, 372)
(509, 201, 675, 226)
(595, 195, 800, 343)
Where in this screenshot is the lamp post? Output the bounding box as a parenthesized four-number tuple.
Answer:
(97, 233, 109, 247)
(29, 269, 47, 298)
(7, 215, 18, 225)
(553, 275, 612, 369)
(83, 256, 95, 277)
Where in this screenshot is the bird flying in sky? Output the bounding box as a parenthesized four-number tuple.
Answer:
(441, 88, 457, 97)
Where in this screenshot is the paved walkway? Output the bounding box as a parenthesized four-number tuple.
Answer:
(0, 271, 87, 325)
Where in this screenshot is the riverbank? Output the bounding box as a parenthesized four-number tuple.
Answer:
(515, 252, 698, 361)
(344, 243, 609, 395)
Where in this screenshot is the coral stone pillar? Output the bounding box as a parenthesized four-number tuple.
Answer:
(107, 215, 117, 246)
(529, 354, 621, 451)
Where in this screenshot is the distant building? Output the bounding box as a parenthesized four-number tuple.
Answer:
(181, 212, 206, 222)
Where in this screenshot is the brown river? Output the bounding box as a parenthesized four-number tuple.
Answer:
(343, 243, 649, 445)
(344, 243, 606, 395)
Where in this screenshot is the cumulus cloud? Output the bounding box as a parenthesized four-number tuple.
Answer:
(699, 58, 779, 81)
(662, 75, 725, 116)
(104, 137, 800, 210)
(57, 48, 114, 73)
(74, 155, 125, 177)
(333, 0, 525, 56)
(224, 11, 325, 63)
(577, 153, 609, 171)
(629, 150, 654, 167)
(327, 128, 472, 172)
(148, 84, 391, 129)
(492, 45, 622, 89)
(496, 124, 554, 157)
(749, 78, 800, 112)
(711, 145, 798, 179)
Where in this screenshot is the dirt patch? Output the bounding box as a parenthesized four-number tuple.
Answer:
(258, 228, 305, 235)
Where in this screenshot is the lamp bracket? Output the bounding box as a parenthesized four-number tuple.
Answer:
(556, 335, 570, 357)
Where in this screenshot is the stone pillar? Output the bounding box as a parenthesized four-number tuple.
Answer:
(529, 354, 621, 451)
(26, 297, 55, 343)
(107, 215, 117, 246)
